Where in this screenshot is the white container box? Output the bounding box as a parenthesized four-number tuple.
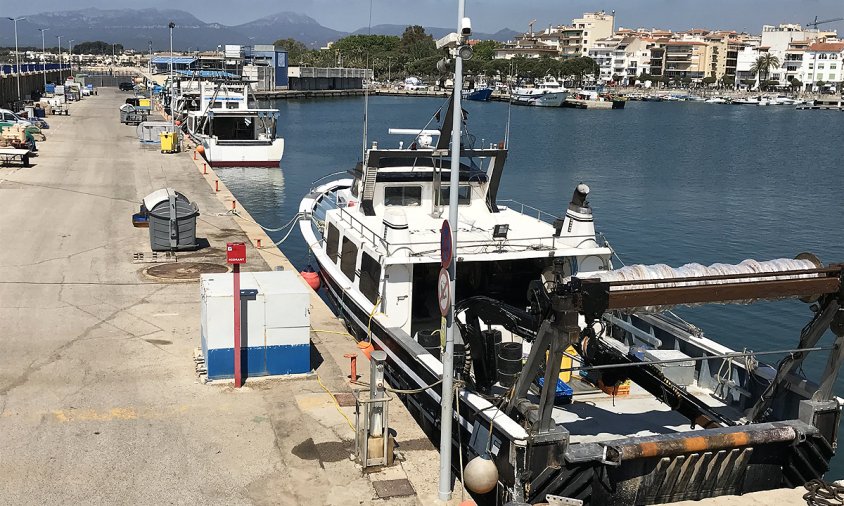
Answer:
(200, 271, 311, 379)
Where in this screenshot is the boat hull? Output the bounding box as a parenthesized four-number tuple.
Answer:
(201, 137, 284, 168)
(463, 88, 494, 102)
(511, 91, 567, 107)
(313, 255, 835, 505)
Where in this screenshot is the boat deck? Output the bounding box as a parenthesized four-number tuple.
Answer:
(553, 379, 737, 443)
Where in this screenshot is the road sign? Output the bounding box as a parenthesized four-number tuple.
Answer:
(437, 267, 451, 317)
(440, 220, 452, 268)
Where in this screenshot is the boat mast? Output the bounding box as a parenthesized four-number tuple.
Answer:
(438, 0, 467, 500)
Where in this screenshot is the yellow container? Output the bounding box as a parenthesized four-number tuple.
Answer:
(139, 98, 150, 108)
(159, 131, 178, 153)
(560, 345, 578, 383)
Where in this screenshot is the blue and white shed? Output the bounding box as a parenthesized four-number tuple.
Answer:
(200, 271, 311, 379)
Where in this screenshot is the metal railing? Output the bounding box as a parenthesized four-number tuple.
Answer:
(496, 199, 561, 223)
(333, 201, 605, 257)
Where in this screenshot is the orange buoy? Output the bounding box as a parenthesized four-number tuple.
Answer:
(174, 120, 181, 126)
(300, 266, 321, 290)
(357, 340, 375, 360)
(195, 145, 205, 155)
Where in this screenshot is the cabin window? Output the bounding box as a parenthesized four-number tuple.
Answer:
(326, 223, 340, 263)
(359, 252, 381, 304)
(340, 237, 358, 281)
(213, 101, 223, 108)
(384, 186, 422, 206)
(226, 101, 239, 109)
(437, 185, 472, 206)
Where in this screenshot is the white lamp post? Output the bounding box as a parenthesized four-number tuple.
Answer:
(169, 21, 175, 133)
(57, 35, 63, 82)
(38, 28, 49, 89)
(68, 40, 75, 73)
(7, 17, 26, 103)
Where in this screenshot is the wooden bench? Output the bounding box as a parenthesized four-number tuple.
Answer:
(0, 148, 32, 167)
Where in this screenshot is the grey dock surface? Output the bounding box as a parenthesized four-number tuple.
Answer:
(0, 86, 823, 506)
(0, 88, 459, 505)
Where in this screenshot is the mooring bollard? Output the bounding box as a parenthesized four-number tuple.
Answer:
(344, 353, 359, 382)
(215, 180, 219, 192)
(203, 163, 207, 174)
(256, 238, 262, 248)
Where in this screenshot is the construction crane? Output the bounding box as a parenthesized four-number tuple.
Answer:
(528, 19, 537, 37)
(807, 16, 844, 29)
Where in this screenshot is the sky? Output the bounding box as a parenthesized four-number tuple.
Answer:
(3, 0, 843, 33)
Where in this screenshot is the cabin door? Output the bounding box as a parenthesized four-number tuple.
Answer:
(384, 264, 412, 331)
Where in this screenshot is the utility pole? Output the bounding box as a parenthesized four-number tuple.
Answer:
(439, 0, 467, 501)
(169, 21, 175, 133)
(7, 17, 25, 103)
(68, 40, 75, 74)
(57, 35, 63, 82)
(38, 28, 49, 89)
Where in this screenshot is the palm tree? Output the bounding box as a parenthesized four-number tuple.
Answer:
(750, 54, 781, 90)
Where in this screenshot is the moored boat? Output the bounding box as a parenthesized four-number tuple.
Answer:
(511, 76, 568, 107)
(297, 4, 844, 504)
(185, 81, 284, 167)
(463, 87, 494, 102)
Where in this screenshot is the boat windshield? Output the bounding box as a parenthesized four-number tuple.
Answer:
(212, 115, 275, 141)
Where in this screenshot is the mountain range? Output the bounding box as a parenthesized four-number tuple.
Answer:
(0, 8, 518, 51)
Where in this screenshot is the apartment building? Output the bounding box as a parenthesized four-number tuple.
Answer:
(760, 24, 838, 85)
(588, 36, 652, 83)
(785, 41, 844, 91)
(494, 11, 614, 60)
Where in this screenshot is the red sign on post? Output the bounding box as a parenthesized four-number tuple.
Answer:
(226, 242, 246, 388)
(226, 242, 246, 264)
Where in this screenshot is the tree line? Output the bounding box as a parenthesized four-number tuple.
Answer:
(273, 26, 599, 84)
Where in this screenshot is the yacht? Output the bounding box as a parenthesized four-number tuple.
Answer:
(510, 76, 568, 107)
(297, 6, 844, 504)
(185, 81, 284, 167)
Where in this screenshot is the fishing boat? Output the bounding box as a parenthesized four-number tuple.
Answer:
(298, 5, 844, 504)
(463, 87, 494, 102)
(563, 90, 626, 109)
(511, 76, 568, 107)
(185, 81, 284, 167)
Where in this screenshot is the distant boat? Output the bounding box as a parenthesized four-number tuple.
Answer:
(462, 87, 493, 102)
(511, 76, 568, 107)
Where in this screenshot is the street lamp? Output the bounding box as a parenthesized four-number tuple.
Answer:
(68, 40, 75, 73)
(38, 28, 49, 89)
(169, 21, 175, 133)
(7, 17, 26, 103)
(57, 35, 63, 82)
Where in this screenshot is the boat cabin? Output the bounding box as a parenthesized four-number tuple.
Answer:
(310, 135, 613, 338)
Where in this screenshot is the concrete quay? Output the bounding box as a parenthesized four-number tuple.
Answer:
(0, 88, 463, 505)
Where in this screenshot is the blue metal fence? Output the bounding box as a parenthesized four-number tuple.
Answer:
(1, 63, 71, 74)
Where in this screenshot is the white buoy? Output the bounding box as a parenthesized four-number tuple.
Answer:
(463, 454, 498, 494)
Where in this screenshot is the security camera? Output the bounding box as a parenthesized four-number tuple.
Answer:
(461, 17, 472, 37)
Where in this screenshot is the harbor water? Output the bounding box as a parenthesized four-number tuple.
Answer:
(217, 96, 844, 477)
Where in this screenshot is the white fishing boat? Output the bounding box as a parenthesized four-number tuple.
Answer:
(704, 97, 729, 104)
(511, 76, 568, 107)
(185, 81, 284, 167)
(297, 3, 844, 504)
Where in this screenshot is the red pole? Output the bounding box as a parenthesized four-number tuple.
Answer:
(233, 263, 242, 388)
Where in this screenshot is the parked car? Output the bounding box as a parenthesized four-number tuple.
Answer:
(0, 108, 33, 126)
(118, 82, 135, 91)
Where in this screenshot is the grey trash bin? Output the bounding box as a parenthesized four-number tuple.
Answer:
(142, 188, 200, 251)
